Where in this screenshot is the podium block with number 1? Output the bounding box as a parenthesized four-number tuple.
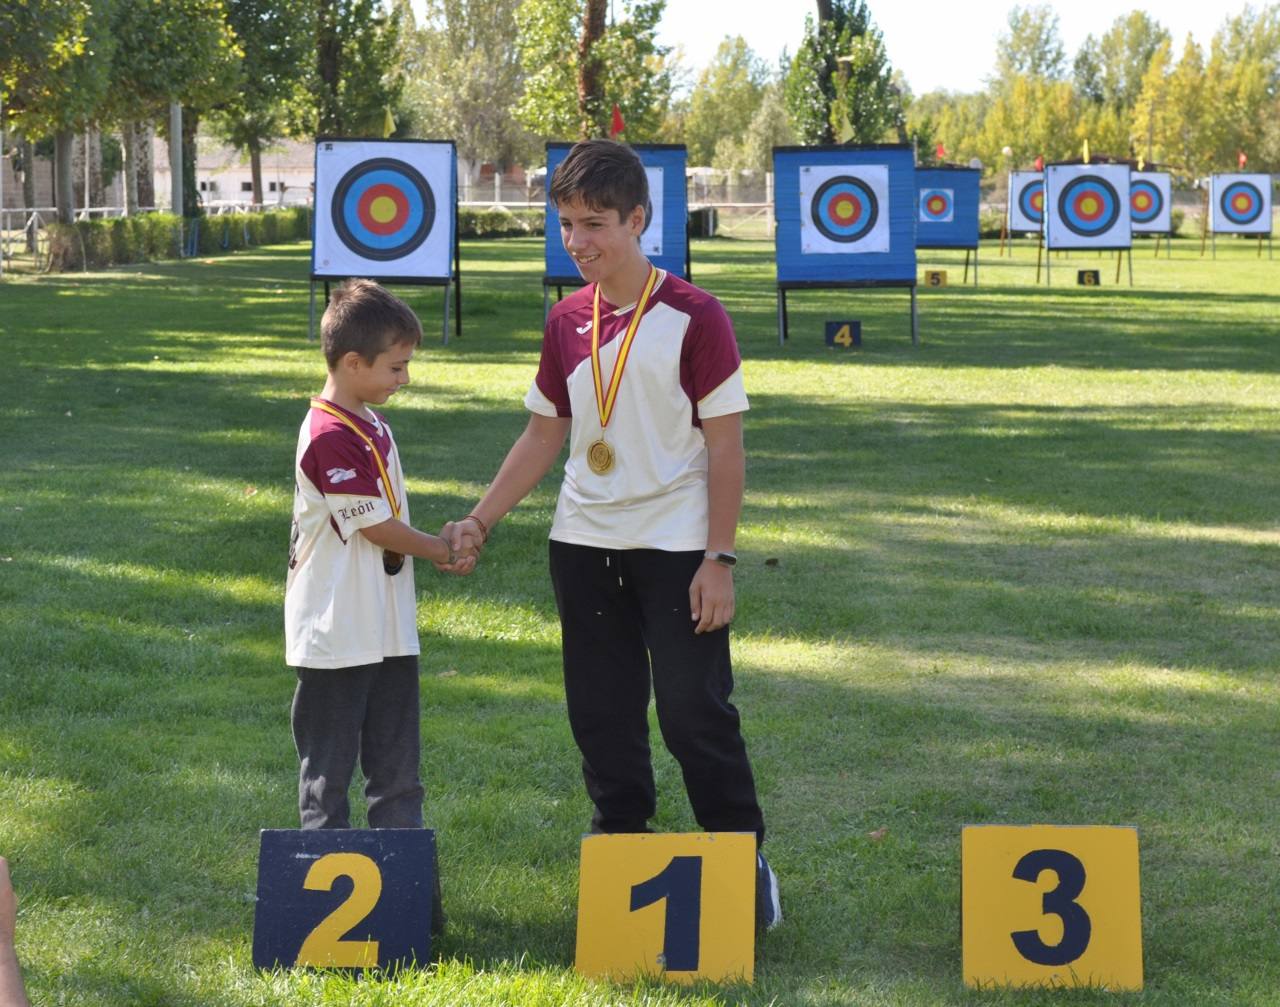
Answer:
(575, 832, 756, 983)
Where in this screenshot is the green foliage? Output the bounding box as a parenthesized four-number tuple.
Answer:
(306, 0, 406, 138)
(402, 0, 539, 168)
(513, 0, 672, 142)
(712, 82, 795, 173)
(683, 36, 769, 165)
(782, 1, 900, 146)
(457, 206, 544, 237)
(994, 4, 1067, 87)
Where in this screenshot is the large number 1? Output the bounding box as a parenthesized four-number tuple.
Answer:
(630, 856, 702, 971)
(1011, 848, 1091, 966)
(297, 852, 383, 968)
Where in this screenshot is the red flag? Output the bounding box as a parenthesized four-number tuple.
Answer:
(935, 142, 946, 159)
(1033, 155, 1044, 171)
(609, 104, 625, 139)
(1238, 150, 1248, 168)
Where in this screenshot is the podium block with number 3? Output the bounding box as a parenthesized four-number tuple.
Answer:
(575, 832, 756, 983)
(962, 825, 1143, 990)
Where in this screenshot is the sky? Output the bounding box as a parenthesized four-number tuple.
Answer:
(656, 1, 1231, 94)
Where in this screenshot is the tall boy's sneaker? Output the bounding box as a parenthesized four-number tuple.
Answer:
(756, 851, 782, 933)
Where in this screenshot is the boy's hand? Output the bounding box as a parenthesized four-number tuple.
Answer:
(690, 560, 734, 634)
(434, 521, 480, 575)
(0, 857, 15, 946)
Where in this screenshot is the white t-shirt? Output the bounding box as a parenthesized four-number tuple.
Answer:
(285, 399, 419, 668)
(525, 270, 748, 550)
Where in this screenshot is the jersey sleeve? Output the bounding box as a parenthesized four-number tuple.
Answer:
(525, 319, 572, 417)
(299, 428, 393, 539)
(683, 297, 749, 420)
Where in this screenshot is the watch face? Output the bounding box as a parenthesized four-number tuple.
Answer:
(708, 551, 737, 567)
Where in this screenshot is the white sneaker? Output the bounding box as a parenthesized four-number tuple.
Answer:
(756, 851, 782, 932)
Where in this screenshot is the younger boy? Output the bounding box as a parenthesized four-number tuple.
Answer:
(445, 140, 780, 929)
(285, 279, 465, 833)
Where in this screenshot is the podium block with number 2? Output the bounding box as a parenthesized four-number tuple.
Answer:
(962, 825, 1143, 990)
(575, 832, 756, 983)
(252, 829, 437, 971)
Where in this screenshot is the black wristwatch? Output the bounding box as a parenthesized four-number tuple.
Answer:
(704, 550, 737, 567)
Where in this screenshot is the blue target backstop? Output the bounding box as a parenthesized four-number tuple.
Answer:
(914, 167, 981, 249)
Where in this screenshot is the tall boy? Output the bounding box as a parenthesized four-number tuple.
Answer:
(446, 140, 780, 928)
(286, 279, 467, 832)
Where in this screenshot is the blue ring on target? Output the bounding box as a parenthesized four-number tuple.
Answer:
(1130, 180, 1163, 225)
(332, 158, 435, 261)
(1017, 179, 1045, 224)
(919, 188, 954, 223)
(1220, 181, 1263, 225)
(811, 175, 879, 243)
(1057, 175, 1120, 238)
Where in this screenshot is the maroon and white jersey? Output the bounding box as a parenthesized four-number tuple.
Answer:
(525, 270, 748, 550)
(285, 399, 418, 668)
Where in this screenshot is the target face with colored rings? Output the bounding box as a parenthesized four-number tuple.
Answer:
(331, 158, 435, 261)
(1018, 180, 1045, 223)
(1220, 181, 1263, 225)
(1057, 175, 1120, 237)
(1129, 180, 1163, 225)
(919, 188, 954, 223)
(811, 176, 879, 242)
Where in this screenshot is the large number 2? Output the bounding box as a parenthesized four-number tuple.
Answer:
(297, 852, 383, 968)
(630, 856, 702, 971)
(1011, 848, 1092, 966)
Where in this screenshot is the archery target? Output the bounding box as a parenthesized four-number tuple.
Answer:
(1008, 171, 1044, 232)
(1210, 174, 1272, 233)
(1045, 163, 1131, 249)
(313, 139, 454, 279)
(800, 164, 890, 254)
(1128, 172, 1172, 233)
(641, 166, 664, 256)
(919, 188, 954, 223)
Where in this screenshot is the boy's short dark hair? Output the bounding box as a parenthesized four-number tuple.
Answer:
(549, 139, 648, 220)
(321, 279, 423, 368)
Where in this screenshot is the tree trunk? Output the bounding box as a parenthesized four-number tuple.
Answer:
(54, 131, 75, 224)
(250, 139, 263, 206)
(317, 0, 342, 135)
(21, 139, 37, 250)
(136, 122, 155, 210)
(122, 122, 139, 216)
(816, 0, 833, 21)
(577, 0, 607, 139)
(88, 126, 106, 210)
(181, 107, 201, 217)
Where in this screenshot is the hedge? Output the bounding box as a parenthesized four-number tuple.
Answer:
(46, 205, 546, 271)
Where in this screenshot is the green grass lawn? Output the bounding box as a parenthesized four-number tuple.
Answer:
(1, 234, 1278, 1006)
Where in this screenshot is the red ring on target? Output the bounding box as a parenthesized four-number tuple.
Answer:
(357, 184, 410, 236)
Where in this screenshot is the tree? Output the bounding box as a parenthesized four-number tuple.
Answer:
(712, 81, 795, 173)
(514, 0, 672, 141)
(310, 0, 406, 138)
(783, 0, 900, 145)
(994, 5, 1067, 86)
(211, 0, 313, 205)
(684, 37, 768, 165)
(400, 0, 538, 172)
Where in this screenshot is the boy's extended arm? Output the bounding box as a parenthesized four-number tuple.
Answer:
(0, 858, 30, 1007)
(450, 413, 571, 555)
(690, 412, 744, 634)
(359, 518, 454, 565)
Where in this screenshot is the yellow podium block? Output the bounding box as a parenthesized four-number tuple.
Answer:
(962, 825, 1143, 991)
(575, 832, 756, 984)
(925, 269, 948, 287)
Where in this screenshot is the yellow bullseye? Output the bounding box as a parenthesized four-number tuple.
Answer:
(369, 195, 398, 224)
(835, 198, 855, 219)
(1079, 196, 1099, 215)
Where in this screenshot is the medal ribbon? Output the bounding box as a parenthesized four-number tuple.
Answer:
(591, 265, 659, 431)
(310, 398, 401, 519)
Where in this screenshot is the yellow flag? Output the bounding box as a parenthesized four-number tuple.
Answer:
(382, 106, 397, 138)
(837, 109, 854, 143)
(1137, 156, 1145, 171)
(1082, 138, 1090, 164)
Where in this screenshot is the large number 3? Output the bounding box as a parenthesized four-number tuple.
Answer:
(297, 852, 383, 968)
(1010, 848, 1092, 966)
(630, 856, 702, 971)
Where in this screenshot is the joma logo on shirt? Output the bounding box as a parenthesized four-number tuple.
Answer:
(337, 500, 378, 521)
(326, 467, 357, 484)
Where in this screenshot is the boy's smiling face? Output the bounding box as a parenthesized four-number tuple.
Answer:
(347, 341, 414, 406)
(557, 196, 646, 290)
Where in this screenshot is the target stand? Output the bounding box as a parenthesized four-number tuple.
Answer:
(1044, 163, 1134, 287)
(1208, 174, 1273, 260)
(543, 143, 691, 319)
(916, 166, 981, 285)
(1007, 171, 1045, 262)
(773, 145, 919, 347)
(310, 138, 462, 343)
(1130, 171, 1173, 259)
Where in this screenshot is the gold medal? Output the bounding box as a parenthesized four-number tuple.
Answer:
(587, 439, 615, 474)
(587, 265, 659, 477)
